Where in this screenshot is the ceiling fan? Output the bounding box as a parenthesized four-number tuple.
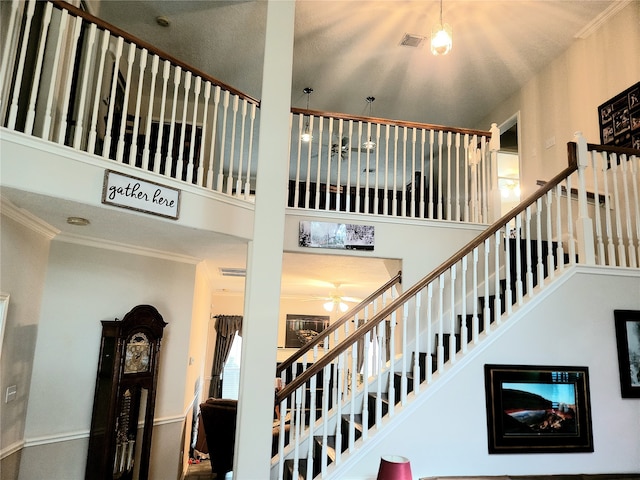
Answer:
(314, 135, 375, 162)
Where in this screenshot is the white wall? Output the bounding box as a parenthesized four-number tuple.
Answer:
(338, 269, 640, 478)
(18, 240, 197, 480)
(0, 214, 51, 480)
(482, 2, 640, 199)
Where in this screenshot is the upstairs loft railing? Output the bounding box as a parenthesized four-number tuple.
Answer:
(1, 0, 259, 199)
(289, 108, 500, 223)
(272, 137, 639, 479)
(1, 0, 501, 225)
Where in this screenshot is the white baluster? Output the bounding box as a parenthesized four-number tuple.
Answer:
(216, 90, 230, 192)
(25, 2, 53, 135)
(446, 131, 453, 220)
(610, 154, 627, 266)
(409, 127, 417, 217)
(514, 213, 524, 305)
(102, 36, 124, 159)
(463, 133, 470, 222)
(449, 264, 457, 362)
(460, 256, 469, 350)
(355, 121, 363, 212)
(419, 129, 426, 218)
(235, 99, 247, 195)
(345, 120, 354, 212)
(141, 54, 159, 170)
(175, 71, 192, 179)
(483, 239, 491, 334)
(7, 0, 36, 130)
(314, 116, 324, 208)
(186, 76, 201, 183)
(631, 155, 640, 265)
(72, 22, 98, 149)
(555, 184, 565, 272)
(471, 248, 480, 343)
(364, 122, 372, 214)
(165, 66, 182, 175)
(565, 176, 576, 265)
(153, 61, 171, 174)
(437, 130, 444, 219)
(601, 151, 616, 265)
(206, 86, 221, 188)
(126, 48, 147, 164)
(392, 125, 399, 217)
(544, 190, 554, 283)
(436, 274, 445, 371)
(293, 114, 304, 207)
(620, 155, 636, 267)
(493, 231, 502, 326)
(244, 102, 257, 198)
(197, 82, 211, 187)
(426, 283, 434, 383)
(524, 205, 544, 297)
(590, 151, 606, 265)
(383, 124, 390, 216)
(226, 95, 239, 195)
(304, 114, 314, 207)
(324, 119, 334, 209)
(504, 223, 513, 314)
(0, 0, 22, 116)
(455, 132, 461, 221)
(43, 10, 71, 142)
(115, 42, 136, 161)
(400, 127, 408, 217)
(56, 14, 83, 145)
(86, 28, 109, 152)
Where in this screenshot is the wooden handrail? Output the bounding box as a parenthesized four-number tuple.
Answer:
(275, 271, 402, 377)
(291, 107, 492, 138)
(277, 143, 580, 403)
(586, 143, 640, 156)
(50, 1, 260, 105)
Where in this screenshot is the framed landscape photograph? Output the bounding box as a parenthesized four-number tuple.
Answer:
(614, 310, 640, 398)
(484, 364, 593, 454)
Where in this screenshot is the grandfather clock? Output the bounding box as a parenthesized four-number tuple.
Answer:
(85, 305, 167, 480)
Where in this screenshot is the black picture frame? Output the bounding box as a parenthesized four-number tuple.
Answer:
(484, 364, 593, 454)
(614, 310, 640, 398)
(598, 82, 640, 149)
(285, 314, 330, 348)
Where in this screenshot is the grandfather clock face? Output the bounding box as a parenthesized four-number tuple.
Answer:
(124, 332, 151, 374)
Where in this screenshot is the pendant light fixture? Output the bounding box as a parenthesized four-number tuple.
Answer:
(362, 96, 376, 151)
(431, 0, 452, 56)
(301, 87, 313, 142)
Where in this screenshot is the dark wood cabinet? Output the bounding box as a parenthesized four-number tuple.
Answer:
(85, 305, 167, 480)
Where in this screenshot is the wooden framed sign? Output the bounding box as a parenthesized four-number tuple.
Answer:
(102, 170, 180, 220)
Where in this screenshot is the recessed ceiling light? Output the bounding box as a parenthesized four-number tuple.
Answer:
(156, 16, 170, 27)
(67, 216, 90, 226)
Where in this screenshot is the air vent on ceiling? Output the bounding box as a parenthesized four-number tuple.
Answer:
(399, 33, 426, 48)
(219, 267, 246, 277)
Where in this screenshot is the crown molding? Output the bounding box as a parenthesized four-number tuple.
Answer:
(0, 196, 59, 239)
(574, 0, 631, 39)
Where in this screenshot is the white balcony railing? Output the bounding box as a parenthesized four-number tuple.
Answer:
(1, 0, 501, 225)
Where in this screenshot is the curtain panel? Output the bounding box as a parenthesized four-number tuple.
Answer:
(209, 315, 243, 398)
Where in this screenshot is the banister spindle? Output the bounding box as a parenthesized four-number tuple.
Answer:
(355, 121, 363, 212)
(565, 175, 576, 266)
(244, 103, 257, 199)
(165, 66, 182, 175)
(153, 60, 171, 174)
(293, 114, 304, 207)
(226, 95, 239, 195)
(448, 264, 457, 362)
(216, 90, 230, 192)
(56, 14, 83, 146)
(7, 0, 36, 130)
(555, 183, 566, 272)
(437, 130, 444, 219)
(115, 42, 136, 161)
(401, 127, 408, 217)
(463, 133, 470, 222)
(141, 54, 160, 171)
(493, 230, 502, 326)
(419, 129, 426, 218)
(620, 154, 636, 267)
(187, 76, 202, 183)
(436, 274, 445, 371)
(446, 131, 453, 220)
(455, 133, 461, 222)
(346, 120, 354, 212)
(72, 21, 98, 149)
(314, 117, 324, 209)
(426, 283, 434, 383)
(410, 127, 417, 217)
(196, 82, 211, 186)
(392, 126, 399, 217)
(482, 238, 491, 334)
(304, 114, 314, 208)
(102, 36, 124, 159)
(87, 28, 110, 152)
(127, 48, 148, 165)
(25, 2, 53, 136)
(235, 99, 247, 195)
(206, 86, 221, 188)
(43, 10, 71, 142)
(176, 71, 192, 179)
(590, 151, 606, 265)
(0, 0, 22, 115)
(383, 124, 391, 216)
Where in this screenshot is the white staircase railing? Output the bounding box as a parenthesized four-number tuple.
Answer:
(272, 135, 639, 479)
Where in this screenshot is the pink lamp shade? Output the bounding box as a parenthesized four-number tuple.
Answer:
(376, 455, 412, 480)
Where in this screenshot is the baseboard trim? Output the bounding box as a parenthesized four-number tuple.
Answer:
(0, 440, 25, 460)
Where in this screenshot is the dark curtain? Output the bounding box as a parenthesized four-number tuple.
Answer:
(208, 315, 243, 398)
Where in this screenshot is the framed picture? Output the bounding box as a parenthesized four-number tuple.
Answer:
(614, 310, 640, 398)
(598, 81, 640, 149)
(285, 314, 330, 348)
(484, 364, 593, 454)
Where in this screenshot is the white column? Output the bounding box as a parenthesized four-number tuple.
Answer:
(234, 1, 295, 479)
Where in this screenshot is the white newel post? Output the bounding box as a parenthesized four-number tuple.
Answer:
(574, 132, 596, 265)
(489, 122, 501, 223)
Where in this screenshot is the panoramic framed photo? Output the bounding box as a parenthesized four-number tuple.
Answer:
(614, 310, 640, 398)
(484, 364, 593, 454)
(284, 314, 330, 349)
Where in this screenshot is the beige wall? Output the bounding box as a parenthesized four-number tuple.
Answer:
(482, 2, 640, 199)
(0, 214, 51, 480)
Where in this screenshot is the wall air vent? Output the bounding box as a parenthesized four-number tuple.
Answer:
(219, 267, 246, 277)
(399, 33, 426, 48)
